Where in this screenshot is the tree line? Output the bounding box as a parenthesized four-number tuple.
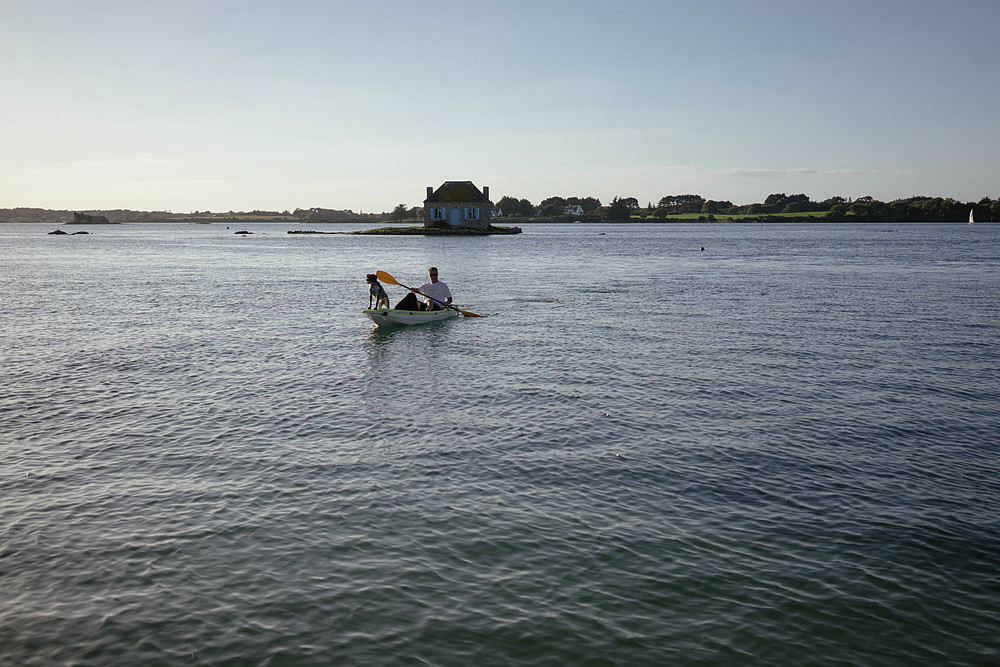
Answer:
(1, 207, 382, 224)
(490, 193, 998, 223)
(6, 192, 996, 225)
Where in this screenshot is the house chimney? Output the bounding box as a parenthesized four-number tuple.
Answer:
(426, 186, 433, 199)
(483, 186, 489, 201)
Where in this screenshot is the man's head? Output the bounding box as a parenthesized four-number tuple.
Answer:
(428, 267, 439, 283)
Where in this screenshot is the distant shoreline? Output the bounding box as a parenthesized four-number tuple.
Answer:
(4, 194, 994, 225)
(7, 219, 990, 226)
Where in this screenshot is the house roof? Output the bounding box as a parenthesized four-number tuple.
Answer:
(425, 181, 488, 203)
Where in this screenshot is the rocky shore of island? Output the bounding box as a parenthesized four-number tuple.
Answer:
(287, 225, 521, 236)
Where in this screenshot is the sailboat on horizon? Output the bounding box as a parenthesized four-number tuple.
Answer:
(969, 209, 975, 225)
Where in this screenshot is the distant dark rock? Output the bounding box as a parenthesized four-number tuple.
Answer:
(72, 231, 90, 235)
(235, 230, 252, 235)
(48, 229, 68, 235)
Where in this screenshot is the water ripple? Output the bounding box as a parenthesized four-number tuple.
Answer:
(3, 223, 1000, 664)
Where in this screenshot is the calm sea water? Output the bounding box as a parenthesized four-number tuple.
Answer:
(2, 221, 998, 665)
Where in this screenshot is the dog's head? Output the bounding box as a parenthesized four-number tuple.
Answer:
(365, 274, 378, 284)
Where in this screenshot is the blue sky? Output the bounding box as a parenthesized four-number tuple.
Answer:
(2, 0, 998, 212)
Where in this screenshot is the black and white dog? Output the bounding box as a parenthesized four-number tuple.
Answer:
(366, 274, 389, 309)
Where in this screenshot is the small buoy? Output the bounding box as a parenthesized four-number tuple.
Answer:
(700, 246, 705, 251)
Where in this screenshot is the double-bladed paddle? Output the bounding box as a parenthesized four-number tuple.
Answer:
(375, 270, 483, 317)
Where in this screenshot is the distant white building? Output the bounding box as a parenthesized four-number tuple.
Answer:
(563, 205, 584, 216)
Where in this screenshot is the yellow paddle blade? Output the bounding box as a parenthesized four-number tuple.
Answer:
(375, 270, 400, 286)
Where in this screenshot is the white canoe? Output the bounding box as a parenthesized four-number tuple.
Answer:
(363, 307, 460, 326)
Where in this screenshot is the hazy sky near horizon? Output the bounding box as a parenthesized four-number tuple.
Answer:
(2, 0, 998, 212)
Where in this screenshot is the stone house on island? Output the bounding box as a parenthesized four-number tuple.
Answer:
(424, 181, 492, 230)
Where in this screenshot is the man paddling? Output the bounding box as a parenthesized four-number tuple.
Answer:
(378, 269, 481, 317)
(412, 266, 452, 311)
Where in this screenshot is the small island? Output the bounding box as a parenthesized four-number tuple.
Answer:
(288, 181, 522, 234)
(289, 224, 521, 235)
